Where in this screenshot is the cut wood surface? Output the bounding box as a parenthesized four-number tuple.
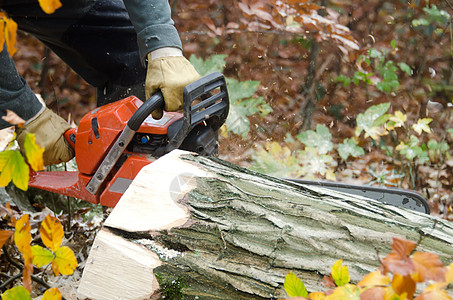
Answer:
(77, 150, 453, 299)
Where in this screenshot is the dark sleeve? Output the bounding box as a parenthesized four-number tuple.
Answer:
(122, 0, 182, 64)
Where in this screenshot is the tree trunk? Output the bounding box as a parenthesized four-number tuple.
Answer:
(77, 150, 453, 300)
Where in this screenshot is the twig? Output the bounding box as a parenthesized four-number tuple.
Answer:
(0, 272, 22, 290)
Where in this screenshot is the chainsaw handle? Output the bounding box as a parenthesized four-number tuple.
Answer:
(127, 91, 164, 131)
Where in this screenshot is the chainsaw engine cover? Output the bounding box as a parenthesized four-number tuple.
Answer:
(75, 96, 181, 175)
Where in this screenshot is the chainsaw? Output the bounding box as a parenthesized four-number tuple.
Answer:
(28, 72, 430, 214)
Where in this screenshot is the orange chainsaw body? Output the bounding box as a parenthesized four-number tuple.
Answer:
(28, 73, 229, 207)
(29, 96, 182, 207)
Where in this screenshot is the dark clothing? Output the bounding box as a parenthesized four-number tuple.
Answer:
(0, 0, 182, 128)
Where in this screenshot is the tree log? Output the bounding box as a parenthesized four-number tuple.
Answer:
(77, 150, 453, 300)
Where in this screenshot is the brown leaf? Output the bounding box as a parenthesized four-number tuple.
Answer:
(2, 109, 25, 126)
(360, 287, 385, 300)
(412, 252, 446, 283)
(381, 238, 416, 276)
(0, 230, 13, 249)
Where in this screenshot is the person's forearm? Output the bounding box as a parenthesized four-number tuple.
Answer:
(122, 0, 182, 65)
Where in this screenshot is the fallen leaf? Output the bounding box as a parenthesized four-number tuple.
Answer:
(359, 287, 385, 300)
(411, 251, 445, 282)
(381, 238, 416, 276)
(2, 109, 25, 126)
(414, 282, 451, 300)
(0, 229, 13, 249)
(358, 270, 390, 288)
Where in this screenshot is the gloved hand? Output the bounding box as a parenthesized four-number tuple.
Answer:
(16, 108, 74, 166)
(146, 48, 200, 119)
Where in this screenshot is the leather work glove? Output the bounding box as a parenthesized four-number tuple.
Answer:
(16, 108, 74, 166)
(146, 48, 201, 119)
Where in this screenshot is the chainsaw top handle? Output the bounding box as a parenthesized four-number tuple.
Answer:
(128, 91, 164, 131)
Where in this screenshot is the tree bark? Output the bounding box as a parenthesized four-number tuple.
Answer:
(77, 150, 453, 300)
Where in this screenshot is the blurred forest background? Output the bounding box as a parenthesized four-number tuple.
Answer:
(12, 0, 453, 218)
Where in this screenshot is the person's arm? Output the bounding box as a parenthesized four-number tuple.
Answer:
(122, 0, 182, 64)
(122, 0, 200, 119)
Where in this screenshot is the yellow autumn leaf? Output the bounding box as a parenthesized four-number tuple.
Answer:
(331, 259, 350, 287)
(24, 133, 44, 171)
(4, 17, 17, 56)
(40, 214, 64, 252)
(0, 15, 5, 54)
(52, 246, 78, 276)
(417, 282, 451, 300)
(387, 111, 407, 130)
(412, 118, 432, 135)
(31, 245, 53, 267)
(358, 270, 391, 288)
(308, 292, 326, 299)
(325, 284, 360, 300)
(14, 214, 31, 253)
(0, 150, 29, 191)
(445, 262, 453, 284)
(42, 288, 62, 300)
(38, 0, 62, 14)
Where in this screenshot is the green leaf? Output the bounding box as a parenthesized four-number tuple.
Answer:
(249, 142, 304, 179)
(331, 259, 350, 287)
(447, 128, 453, 139)
(223, 78, 271, 138)
(369, 48, 383, 59)
(337, 138, 365, 160)
(296, 147, 336, 180)
(297, 124, 333, 155)
(398, 62, 412, 75)
(31, 245, 53, 267)
(336, 74, 351, 87)
(284, 271, 308, 298)
(1, 286, 31, 300)
(225, 104, 250, 138)
(390, 40, 397, 49)
(189, 54, 227, 76)
(226, 78, 260, 104)
(0, 150, 29, 191)
(355, 102, 391, 139)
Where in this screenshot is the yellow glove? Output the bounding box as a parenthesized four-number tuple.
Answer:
(16, 108, 74, 166)
(146, 49, 200, 119)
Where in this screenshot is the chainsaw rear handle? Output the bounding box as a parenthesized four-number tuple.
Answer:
(166, 72, 229, 152)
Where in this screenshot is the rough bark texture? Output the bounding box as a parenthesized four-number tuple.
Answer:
(77, 150, 453, 300)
